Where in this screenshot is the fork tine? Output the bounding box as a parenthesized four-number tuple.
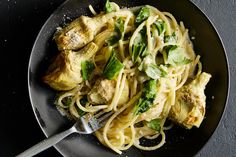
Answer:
(96, 111, 113, 123)
(87, 111, 113, 131)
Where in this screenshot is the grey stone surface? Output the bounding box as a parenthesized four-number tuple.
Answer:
(191, 0, 236, 156)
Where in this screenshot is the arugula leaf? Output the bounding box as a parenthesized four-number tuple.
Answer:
(165, 45, 192, 66)
(145, 64, 167, 80)
(154, 20, 165, 35)
(106, 18, 125, 45)
(147, 119, 162, 131)
(104, 0, 113, 13)
(81, 60, 95, 80)
(135, 7, 150, 25)
(134, 79, 157, 115)
(103, 49, 124, 79)
(164, 32, 177, 43)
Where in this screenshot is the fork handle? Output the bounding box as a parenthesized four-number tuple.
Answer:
(16, 127, 76, 157)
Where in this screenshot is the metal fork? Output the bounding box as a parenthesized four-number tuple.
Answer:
(16, 111, 113, 157)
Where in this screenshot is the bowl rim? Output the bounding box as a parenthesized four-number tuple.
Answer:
(27, 0, 230, 156)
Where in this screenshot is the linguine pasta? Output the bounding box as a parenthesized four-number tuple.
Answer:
(43, 1, 211, 154)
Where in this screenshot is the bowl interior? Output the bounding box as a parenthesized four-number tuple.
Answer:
(28, 0, 229, 156)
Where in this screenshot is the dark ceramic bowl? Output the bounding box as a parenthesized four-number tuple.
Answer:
(28, 0, 229, 156)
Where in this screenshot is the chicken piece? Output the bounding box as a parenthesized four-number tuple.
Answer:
(88, 78, 116, 104)
(43, 42, 98, 91)
(168, 72, 211, 129)
(54, 11, 132, 50)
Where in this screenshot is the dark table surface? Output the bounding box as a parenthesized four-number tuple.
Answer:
(0, 0, 235, 157)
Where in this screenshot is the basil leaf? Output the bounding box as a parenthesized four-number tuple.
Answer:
(132, 42, 147, 63)
(135, 7, 150, 25)
(81, 60, 95, 80)
(142, 79, 157, 100)
(106, 18, 125, 45)
(147, 119, 162, 131)
(103, 49, 124, 79)
(165, 45, 192, 66)
(164, 32, 177, 43)
(115, 18, 124, 38)
(134, 98, 152, 115)
(106, 35, 120, 45)
(145, 64, 167, 80)
(131, 27, 147, 63)
(154, 20, 165, 35)
(104, 0, 113, 13)
(134, 79, 157, 115)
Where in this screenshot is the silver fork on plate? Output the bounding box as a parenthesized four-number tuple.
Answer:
(16, 111, 113, 157)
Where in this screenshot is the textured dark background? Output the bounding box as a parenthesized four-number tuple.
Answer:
(0, 0, 235, 157)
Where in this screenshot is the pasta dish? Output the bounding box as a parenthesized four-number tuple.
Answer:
(42, 0, 211, 154)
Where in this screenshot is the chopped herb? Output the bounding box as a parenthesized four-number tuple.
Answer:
(135, 7, 150, 25)
(81, 60, 95, 80)
(106, 35, 120, 45)
(142, 79, 157, 100)
(131, 27, 148, 63)
(106, 18, 125, 45)
(115, 18, 124, 38)
(147, 119, 162, 131)
(134, 98, 152, 115)
(104, 0, 113, 13)
(164, 32, 177, 43)
(145, 64, 167, 80)
(103, 49, 124, 79)
(165, 45, 192, 66)
(138, 55, 167, 80)
(154, 20, 165, 35)
(134, 79, 157, 115)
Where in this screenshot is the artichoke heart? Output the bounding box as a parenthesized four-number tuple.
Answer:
(168, 72, 211, 129)
(54, 11, 132, 50)
(43, 42, 98, 91)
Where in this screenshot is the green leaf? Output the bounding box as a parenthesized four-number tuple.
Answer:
(106, 35, 120, 45)
(165, 45, 192, 66)
(135, 7, 150, 25)
(164, 32, 177, 43)
(81, 60, 95, 80)
(142, 79, 157, 100)
(134, 79, 157, 115)
(131, 27, 147, 63)
(147, 119, 162, 131)
(103, 49, 124, 79)
(154, 20, 165, 35)
(145, 64, 167, 80)
(115, 18, 124, 38)
(104, 0, 113, 13)
(134, 98, 152, 115)
(106, 18, 125, 45)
